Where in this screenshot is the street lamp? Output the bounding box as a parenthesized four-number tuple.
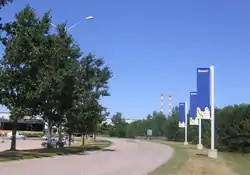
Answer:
(50, 16, 94, 31)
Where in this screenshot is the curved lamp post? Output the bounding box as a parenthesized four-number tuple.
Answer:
(50, 16, 94, 31)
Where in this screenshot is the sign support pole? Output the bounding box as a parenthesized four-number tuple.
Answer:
(208, 65, 217, 158)
(184, 102, 188, 145)
(197, 119, 203, 149)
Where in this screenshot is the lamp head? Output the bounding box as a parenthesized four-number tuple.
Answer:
(85, 16, 94, 20)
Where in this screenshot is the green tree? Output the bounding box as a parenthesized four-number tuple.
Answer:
(149, 111, 167, 136)
(126, 120, 147, 138)
(0, 5, 51, 150)
(111, 112, 128, 137)
(34, 23, 81, 147)
(124, 104, 250, 153)
(64, 53, 112, 144)
(214, 104, 250, 152)
(99, 121, 113, 136)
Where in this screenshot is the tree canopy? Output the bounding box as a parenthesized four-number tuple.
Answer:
(0, 5, 112, 150)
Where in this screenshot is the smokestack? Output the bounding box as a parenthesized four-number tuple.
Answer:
(160, 93, 164, 113)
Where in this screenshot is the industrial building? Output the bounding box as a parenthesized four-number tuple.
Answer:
(0, 112, 45, 133)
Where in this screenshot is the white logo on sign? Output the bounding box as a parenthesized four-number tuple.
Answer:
(198, 69, 208, 73)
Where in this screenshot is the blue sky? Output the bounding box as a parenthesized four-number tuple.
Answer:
(0, 0, 250, 119)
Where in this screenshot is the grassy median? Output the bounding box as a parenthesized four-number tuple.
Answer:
(0, 139, 112, 162)
(150, 141, 250, 175)
(222, 152, 250, 175)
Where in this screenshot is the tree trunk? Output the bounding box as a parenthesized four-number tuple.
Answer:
(58, 124, 62, 141)
(10, 118, 18, 151)
(82, 133, 85, 145)
(58, 124, 63, 148)
(48, 120, 52, 147)
(68, 133, 72, 147)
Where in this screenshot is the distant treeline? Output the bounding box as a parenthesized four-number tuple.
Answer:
(100, 104, 250, 153)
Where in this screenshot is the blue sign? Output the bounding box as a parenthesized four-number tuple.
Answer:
(190, 92, 199, 125)
(196, 68, 211, 119)
(179, 102, 186, 128)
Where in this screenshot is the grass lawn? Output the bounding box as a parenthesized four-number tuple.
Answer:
(150, 141, 250, 175)
(222, 152, 250, 175)
(0, 139, 111, 162)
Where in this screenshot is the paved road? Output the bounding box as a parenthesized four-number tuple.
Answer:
(0, 138, 173, 175)
(0, 140, 42, 151)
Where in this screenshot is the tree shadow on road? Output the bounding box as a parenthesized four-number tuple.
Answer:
(101, 148, 115, 152)
(0, 140, 112, 162)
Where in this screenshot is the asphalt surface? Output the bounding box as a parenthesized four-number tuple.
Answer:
(0, 139, 42, 151)
(0, 138, 173, 175)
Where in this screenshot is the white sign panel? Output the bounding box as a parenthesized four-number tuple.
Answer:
(147, 129, 152, 136)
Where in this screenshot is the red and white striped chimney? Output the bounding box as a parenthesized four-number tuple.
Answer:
(168, 94, 172, 116)
(160, 93, 164, 113)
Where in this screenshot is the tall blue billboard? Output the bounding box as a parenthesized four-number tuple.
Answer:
(179, 102, 186, 128)
(196, 68, 211, 119)
(190, 92, 199, 125)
